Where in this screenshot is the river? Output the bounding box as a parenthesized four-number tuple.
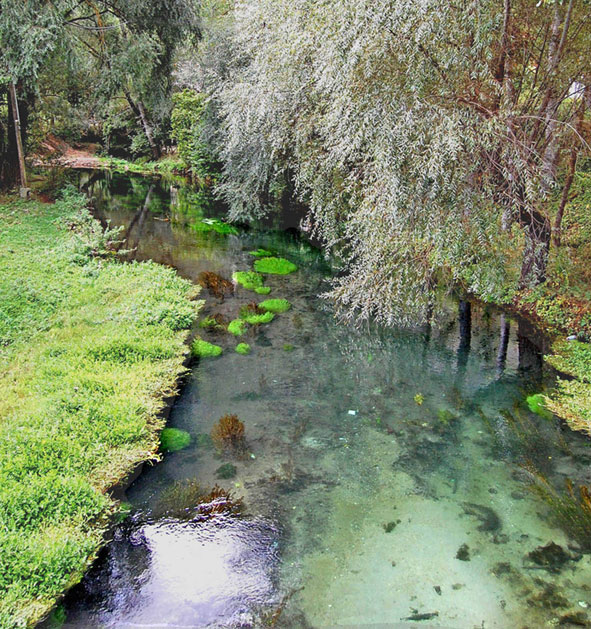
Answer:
(51, 171, 591, 628)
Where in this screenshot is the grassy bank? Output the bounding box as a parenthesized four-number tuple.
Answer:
(514, 170, 591, 435)
(0, 190, 201, 627)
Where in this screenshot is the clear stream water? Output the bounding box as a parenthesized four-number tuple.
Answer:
(52, 172, 591, 628)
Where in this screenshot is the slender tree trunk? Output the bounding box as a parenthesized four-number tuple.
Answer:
(553, 87, 586, 247)
(517, 205, 551, 288)
(137, 100, 160, 160)
(8, 82, 27, 189)
(123, 89, 160, 160)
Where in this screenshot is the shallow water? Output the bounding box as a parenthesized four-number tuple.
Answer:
(55, 172, 591, 628)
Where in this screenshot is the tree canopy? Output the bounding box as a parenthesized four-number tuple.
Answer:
(201, 0, 591, 324)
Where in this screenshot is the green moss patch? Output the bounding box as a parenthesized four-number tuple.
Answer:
(232, 270, 270, 294)
(248, 248, 274, 258)
(190, 218, 239, 235)
(253, 256, 298, 274)
(241, 311, 275, 325)
(258, 298, 291, 313)
(235, 343, 251, 355)
(526, 393, 553, 420)
(191, 337, 223, 358)
(160, 427, 192, 452)
(228, 319, 247, 336)
(0, 192, 201, 626)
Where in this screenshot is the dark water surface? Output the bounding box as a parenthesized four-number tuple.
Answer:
(54, 172, 591, 628)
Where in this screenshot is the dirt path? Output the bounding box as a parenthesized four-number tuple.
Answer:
(31, 136, 103, 169)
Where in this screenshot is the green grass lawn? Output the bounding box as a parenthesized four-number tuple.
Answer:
(0, 190, 201, 627)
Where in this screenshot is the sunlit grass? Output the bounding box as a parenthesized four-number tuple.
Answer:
(0, 194, 201, 627)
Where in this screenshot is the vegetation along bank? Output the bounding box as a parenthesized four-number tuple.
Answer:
(0, 190, 201, 627)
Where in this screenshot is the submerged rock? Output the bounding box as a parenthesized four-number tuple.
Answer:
(402, 611, 439, 622)
(456, 543, 470, 561)
(461, 502, 502, 532)
(216, 463, 237, 479)
(526, 541, 580, 574)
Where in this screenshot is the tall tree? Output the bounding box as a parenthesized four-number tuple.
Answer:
(203, 0, 591, 325)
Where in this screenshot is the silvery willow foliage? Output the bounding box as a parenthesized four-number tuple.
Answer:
(203, 0, 590, 326)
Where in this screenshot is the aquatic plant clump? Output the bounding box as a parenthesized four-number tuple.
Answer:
(248, 248, 275, 258)
(199, 314, 227, 331)
(527, 393, 553, 420)
(253, 256, 298, 275)
(235, 343, 251, 355)
(192, 218, 239, 235)
(258, 298, 291, 313)
(228, 319, 247, 336)
(191, 337, 223, 358)
(160, 427, 191, 453)
(232, 270, 271, 294)
(197, 271, 234, 299)
(241, 311, 275, 325)
(211, 414, 246, 453)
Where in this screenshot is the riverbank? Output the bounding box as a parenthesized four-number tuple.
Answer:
(510, 170, 591, 435)
(0, 190, 202, 627)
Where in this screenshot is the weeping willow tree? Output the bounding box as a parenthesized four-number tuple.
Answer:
(202, 0, 591, 325)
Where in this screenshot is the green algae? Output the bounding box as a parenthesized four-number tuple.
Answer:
(253, 256, 298, 274)
(232, 270, 270, 294)
(160, 427, 191, 453)
(228, 319, 247, 336)
(527, 393, 553, 420)
(248, 248, 274, 258)
(191, 337, 223, 358)
(258, 298, 291, 313)
(283, 343, 295, 351)
(191, 218, 239, 235)
(241, 311, 275, 325)
(235, 343, 251, 355)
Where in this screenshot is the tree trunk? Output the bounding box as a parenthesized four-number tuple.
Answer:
(137, 100, 160, 161)
(8, 82, 28, 189)
(123, 89, 160, 160)
(0, 87, 20, 188)
(517, 205, 551, 288)
(553, 86, 586, 247)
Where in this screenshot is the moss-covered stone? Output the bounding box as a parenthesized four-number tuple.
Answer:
(235, 342, 251, 355)
(228, 319, 247, 336)
(258, 298, 291, 313)
(191, 337, 223, 358)
(253, 256, 298, 274)
(160, 427, 191, 452)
